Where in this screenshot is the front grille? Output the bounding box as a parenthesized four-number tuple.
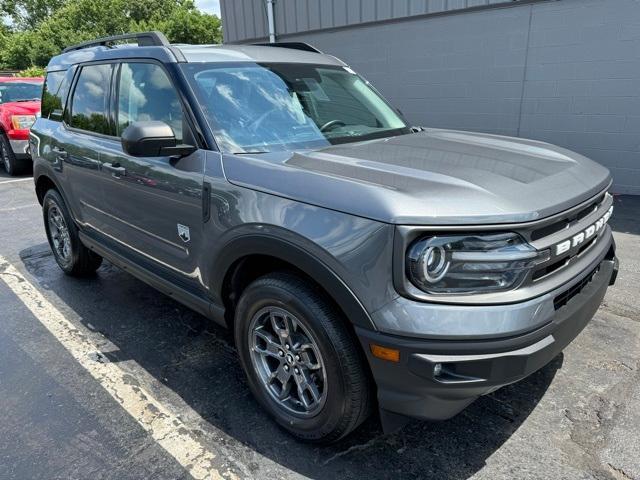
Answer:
(528, 190, 612, 284)
(530, 193, 605, 241)
(532, 257, 567, 281)
(553, 265, 600, 310)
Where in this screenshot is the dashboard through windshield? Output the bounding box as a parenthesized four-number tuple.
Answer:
(181, 62, 409, 153)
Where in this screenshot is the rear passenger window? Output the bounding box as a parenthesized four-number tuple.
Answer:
(41, 70, 70, 119)
(117, 63, 184, 142)
(69, 64, 112, 135)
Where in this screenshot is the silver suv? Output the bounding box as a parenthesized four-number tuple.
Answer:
(31, 32, 619, 443)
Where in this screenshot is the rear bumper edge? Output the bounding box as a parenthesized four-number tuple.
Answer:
(9, 139, 31, 159)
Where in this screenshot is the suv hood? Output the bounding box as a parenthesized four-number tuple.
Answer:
(223, 129, 611, 225)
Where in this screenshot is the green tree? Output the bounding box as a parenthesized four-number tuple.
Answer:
(0, 23, 8, 60)
(143, 5, 222, 44)
(1, 0, 66, 29)
(1, 31, 38, 69)
(0, 0, 222, 69)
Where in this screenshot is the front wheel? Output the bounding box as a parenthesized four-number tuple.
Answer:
(43, 189, 103, 276)
(235, 272, 372, 443)
(0, 134, 28, 176)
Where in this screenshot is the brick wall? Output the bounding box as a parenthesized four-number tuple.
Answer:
(280, 0, 640, 194)
(520, 0, 640, 195)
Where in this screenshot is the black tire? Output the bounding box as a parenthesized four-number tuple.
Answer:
(235, 272, 372, 443)
(42, 189, 103, 276)
(0, 134, 28, 176)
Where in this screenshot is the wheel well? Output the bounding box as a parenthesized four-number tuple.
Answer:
(222, 255, 307, 327)
(221, 253, 376, 387)
(35, 175, 57, 205)
(221, 254, 361, 336)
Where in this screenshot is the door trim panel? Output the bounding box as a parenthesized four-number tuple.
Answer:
(83, 201, 189, 254)
(79, 229, 225, 325)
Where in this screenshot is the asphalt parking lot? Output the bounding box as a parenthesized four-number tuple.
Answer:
(0, 171, 638, 480)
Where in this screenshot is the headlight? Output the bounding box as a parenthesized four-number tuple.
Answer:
(406, 232, 550, 295)
(11, 114, 36, 130)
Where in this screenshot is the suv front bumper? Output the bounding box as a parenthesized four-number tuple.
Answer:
(356, 248, 618, 426)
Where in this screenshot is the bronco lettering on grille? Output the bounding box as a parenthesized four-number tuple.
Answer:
(554, 206, 613, 256)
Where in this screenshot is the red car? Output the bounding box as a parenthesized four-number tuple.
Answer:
(0, 76, 43, 175)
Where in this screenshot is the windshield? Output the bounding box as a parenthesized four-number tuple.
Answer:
(181, 63, 409, 153)
(0, 81, 43, 103)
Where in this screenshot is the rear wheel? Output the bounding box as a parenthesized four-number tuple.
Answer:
(0, 134, 28, 176)
(235, 272, 372, 443)
(43, 189, 103, 276)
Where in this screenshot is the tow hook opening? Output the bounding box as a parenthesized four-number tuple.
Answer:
(432, 362, 486, 384)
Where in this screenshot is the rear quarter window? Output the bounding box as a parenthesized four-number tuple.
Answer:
(42, 70, 70, 120)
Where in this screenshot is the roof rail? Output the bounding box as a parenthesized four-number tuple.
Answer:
(62, 31, 170, 53)
(251, 42, 322, 54)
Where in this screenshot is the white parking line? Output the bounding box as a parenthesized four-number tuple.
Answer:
(0, 177, 32, 184)
(0, 204, 35, 212)
(0, 257, 224, 480)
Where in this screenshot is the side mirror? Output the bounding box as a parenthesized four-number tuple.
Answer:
(121, 121, 197, 157)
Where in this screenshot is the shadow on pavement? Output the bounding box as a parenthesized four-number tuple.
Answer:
(0, 162, 33, 181)
(20, 243, 560, 480)
(610, 195, 640, 236)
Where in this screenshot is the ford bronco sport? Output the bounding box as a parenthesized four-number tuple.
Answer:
(31, 32, 619, 443)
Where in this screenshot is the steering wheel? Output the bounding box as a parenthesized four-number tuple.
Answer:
(320, 119, 346, 132)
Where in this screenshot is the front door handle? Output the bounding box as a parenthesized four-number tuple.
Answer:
(103, 162, 126, 178)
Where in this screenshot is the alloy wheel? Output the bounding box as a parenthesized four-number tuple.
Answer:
(1, 143, 10, 172)
(249, 306, 328, 417)
(48, 205, 72, 263)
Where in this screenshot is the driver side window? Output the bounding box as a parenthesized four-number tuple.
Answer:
(117, 63, 184, 142)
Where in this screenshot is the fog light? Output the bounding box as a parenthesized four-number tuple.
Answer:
(433, 363, 443, 377)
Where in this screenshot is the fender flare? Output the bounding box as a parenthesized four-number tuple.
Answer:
(34, 164, 65, 203)
(212, 234, 378, 331)
(33, 164, 77, 223)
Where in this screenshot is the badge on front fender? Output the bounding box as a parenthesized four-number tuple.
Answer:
(177, 224, 190, 243)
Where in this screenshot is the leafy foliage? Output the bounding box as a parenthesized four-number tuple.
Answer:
(17, 65, 45, 77)
(1, 0, 66, 30)
(0, 0, 222, 69)
(70, 112, 111, 135)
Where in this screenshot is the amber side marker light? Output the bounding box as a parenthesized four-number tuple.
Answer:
(370, 344, 400, 363)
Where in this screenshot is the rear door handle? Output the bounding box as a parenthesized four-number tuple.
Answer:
(103, 162, 126, 177)
(52, 146, 68, 159)
(51, 146, 68, 171)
